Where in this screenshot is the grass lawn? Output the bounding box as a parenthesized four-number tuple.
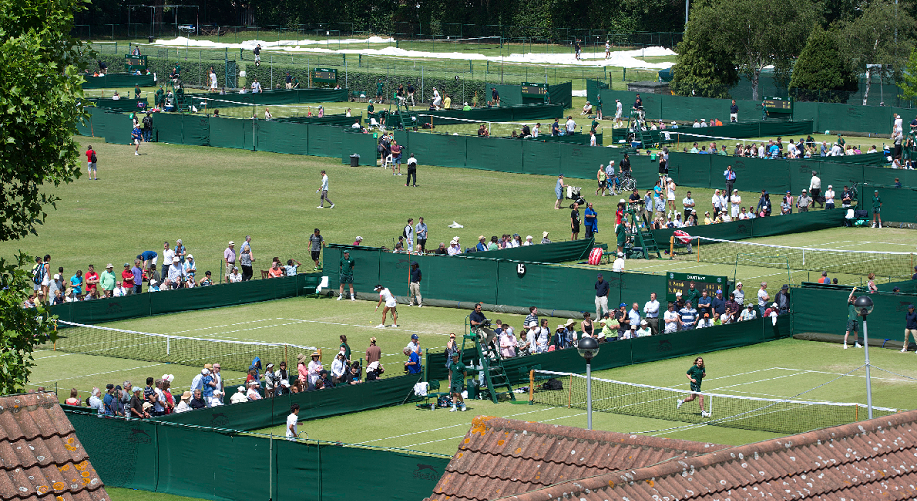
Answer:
(253, 337, 917, 455)
(106, 487, 204, 501)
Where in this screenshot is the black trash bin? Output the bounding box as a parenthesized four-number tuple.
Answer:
(148, 36, 154, 44)
(349, 154, 360, 167)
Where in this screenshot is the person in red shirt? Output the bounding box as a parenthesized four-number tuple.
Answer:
(121, 263, 135, 294)
(85, 145, 97, 180)
(84, 264, 100, 298)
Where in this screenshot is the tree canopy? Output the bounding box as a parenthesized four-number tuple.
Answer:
(789, 27, 859, 102)
(0, 0, 84, 393)
(670, 8, 738, 99)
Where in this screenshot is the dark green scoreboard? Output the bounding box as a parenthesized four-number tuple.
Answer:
(666, 272, 729, 303)
(521, 82, 548, 96)
(762, 97, 792, 114)
(312, 68, 337, 83)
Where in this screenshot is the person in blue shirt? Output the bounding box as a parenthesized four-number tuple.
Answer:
(711, 290, 726, 318)
(551, 118, 560, 137)
(415, 217, 428, 252)
(679, 301, 697, 331)
(137, 250, 158, 270)
(697, 290, 712, 319)
(554, 174, 567, 210)
(70, 270, 83, 296)
(583, 203, 598, 238)
(405, 340, 422, 374)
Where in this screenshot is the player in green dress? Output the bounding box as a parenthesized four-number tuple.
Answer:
(337, 250, 355, 301)
(449, 352, 467, 412)
(676, 357, 710, 417)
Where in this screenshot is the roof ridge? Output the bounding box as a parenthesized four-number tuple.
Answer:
(500, 408, 917, 501)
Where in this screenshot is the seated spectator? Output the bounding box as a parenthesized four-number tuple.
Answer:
(366, 361, 384, 381)
(269, 260, 284, 278)
(404, 341, 422, 374)
(130, 388, 149, 418)
(316, 370, 334, 389)
(739, 303, 757, 321)
(229, 386, 248, 404)
(174, 391, 192, 412)
(65, 388, 81, 406)
(285, 259, 301, 276)
(88, 387, 103, 415)
(500, 328, 518, 358)
(210, 390, 223, 407)
(697, 313, 714, 329)
(246, 380, 262, 401)
(636, 320, 652, 337)
(199, 271, 214, 286)
(331, 352, 347, 384)
(189, 389, 207, 409)
(447, 238, 462, 255)
(228, 266, 242, 283)
(348, 363, 362, 384)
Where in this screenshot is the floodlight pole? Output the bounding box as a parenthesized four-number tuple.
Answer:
(862, 313, 873, 419)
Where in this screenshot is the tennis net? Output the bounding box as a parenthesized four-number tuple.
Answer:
(685, 236, 916, 281)
(42, 321, 316, 373)
(530, 370, 900, 435)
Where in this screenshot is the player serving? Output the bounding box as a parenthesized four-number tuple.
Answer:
(374, 284, 398, 328)
(676, 357, 710, 417)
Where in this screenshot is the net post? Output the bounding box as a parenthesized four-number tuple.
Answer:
(697, 237, 700, 263)
(669, 236, 674, 259)
(856, 404, 858, 421)
(529, 369, 534, 403)
(568, 374, 573, 408)
(167, 337, 170, 356)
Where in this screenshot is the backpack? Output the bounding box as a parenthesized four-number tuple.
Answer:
(90, 152, 97, 163)
(542, 378, 563, 391)
(32, 263, 45, 285)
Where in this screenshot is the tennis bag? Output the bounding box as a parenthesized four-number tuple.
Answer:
(542, 378, 563, 391)
(588, 247, 603, 265)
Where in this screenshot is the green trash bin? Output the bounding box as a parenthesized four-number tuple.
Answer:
(466, 379, 479, 400)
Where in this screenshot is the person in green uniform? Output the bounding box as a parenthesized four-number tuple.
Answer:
(837, 134, 846, 148)
(155, 86, 164, 108)
(367, 101, 374, 114)
(590, 117, 600, 134)
(615, 220, 626, 255)
(844, 288, 862, 349)
(595, 94, 603, 120)
(339, 334, 351, 364)
(871, 189, 882, 228)
(676, 357, 709, 417)
(375, 79, 384, 102)
(683, 282, 701, 308)
(449, 352, 467, 412)
(134, 84, 141, 99)
(337, 250, 355, 301)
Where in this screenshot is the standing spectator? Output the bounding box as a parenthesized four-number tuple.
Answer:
(100, 264, 116, 297)
(405, 154, 418, 187)
(390, 141, 403, 176)
(824, 185, 835, 209)
(678, 301, 697, 331)
(409, 262, 422, 307)
(570, 203, 581, 240)
(612, 251, 625, 272)
(218, 241, 235, 284)
(161, 242, 174, 281)
(733, 282, 745, 305)
(583, 203, 598, 239)
(85, 145, 98, 180)
(240, 235, 254, 281)
(696, 290, 712, 319)
(414, 217, 427, 253)
(757, 282, 770, 317)
(797, 189, 812, 212)
(403, 218, 415, 252)
(182, 255, 196, 283)
(729, 99, 739, 122)
(642, 292, 660, 335)
(309, 228, 324, 271)
(142, 112, 153, 142)
(337, 250, 355, 301)
(711, 189, 724, 218)
(871, 190, 883, 228)
(366, 337, 381, 366)
(724, 165, 736, 199)
(554, 175, 567, 210)
(121, 263, 135, 294)
(131, 122, 142, 156)
(317, 170, 334, 209)
(902, 304, 917, 352)
(844, 288, 862, 349)
(628, 303, 642, 332)
(775, 285, 790, 315)
(682, 191, 695, 221)
(565, 116, 576, 135)
(730, 190, 741, 219)
(809, 171, 823, 208)
(137, 250, 157, 271)
(595, 274, 610, 320)
(84, 264, 99, 298)
(662, 303, 679, 333)
(253, 44, 262, 66)
(711, 289, 726, 318)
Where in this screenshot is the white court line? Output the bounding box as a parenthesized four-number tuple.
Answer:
(772, 366, 914, 383)
(369, 406, 560, 446)
(169, 318, 281, 335)
(29, 363, 165, 385)
(281, 318, 454, 337)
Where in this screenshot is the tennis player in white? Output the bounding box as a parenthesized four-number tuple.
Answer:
(374, 284, 399, 328)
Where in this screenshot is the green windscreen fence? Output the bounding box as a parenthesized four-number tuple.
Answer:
(426, 316, 790, 381)
(790, 286, 915, 338)
(208, 88, 350, 107)
(209, 116, 254, 150)
(49, 273, 320, 325)
(156, 373, 423, 431)
(420, 103, 565, 123)
(651, 208, 846, 243)
(613, 120, 814, 143)
(81, 73, 156, 89)
(324, 244, 666, 314)
(66, 406, 448, 501)
(87, 97, 149, 113)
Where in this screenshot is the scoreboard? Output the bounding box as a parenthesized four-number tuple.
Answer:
(124, 54, 147, 72)
(312, 68, 337, 83)
(762, 97, 792, 114)
(521, 82, 548, 96)
(666, 272, 729, 304)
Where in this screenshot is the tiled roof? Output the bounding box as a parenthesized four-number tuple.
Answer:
(0, 392, 108, 501)
(504, 408, 917, 501)
(427, 416, 725, 501)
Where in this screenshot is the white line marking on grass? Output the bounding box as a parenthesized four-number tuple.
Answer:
(29, 363, 165, 385)
(280, 318, 454, 337)
(169, 318, 280, 335)
(369, 407, 560, 446)
(772, 366, 914, 383)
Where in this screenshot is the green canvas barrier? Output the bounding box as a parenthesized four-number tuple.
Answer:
(866, 185, 917, 223)
(521, 140, 563, 176)
(321, 246, 382, 294)
(91, 109, 134, 145)
(341, 131, 379, 166)
(537, 132, 601, 146)
(212, 88, 350, 107)
(420, 103, 565, 123)
(650, 208, 846, 243)
(485, 238, 594, 263)
(425, 316, 789, 382)
(65, 406, 447, 501)
(306, 123, 343, 158)
(466, 136, 523, 173)
(152, 112, 186, 144)
(81, 73, 156, 89)
(256, 119, 308, 155)
(548, 81, 573, 109)
(403, 132, 467, 168)
(790, 287, 915, 339)
(156, 373, 423, 431)
(209, 116, 254, 150)
(76, 114, 92, 137)
(180, 114, 211, 146)
(491, 84, 523, 107)
(612, 120, 815, 143)
(50, 274, 319, 325)
(877, 278, 917, 294)
(87, 97, 149, 113)
(421, 255, 500, 305)
(585, 79, 610, 106)
(278, 114, 359, 127)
